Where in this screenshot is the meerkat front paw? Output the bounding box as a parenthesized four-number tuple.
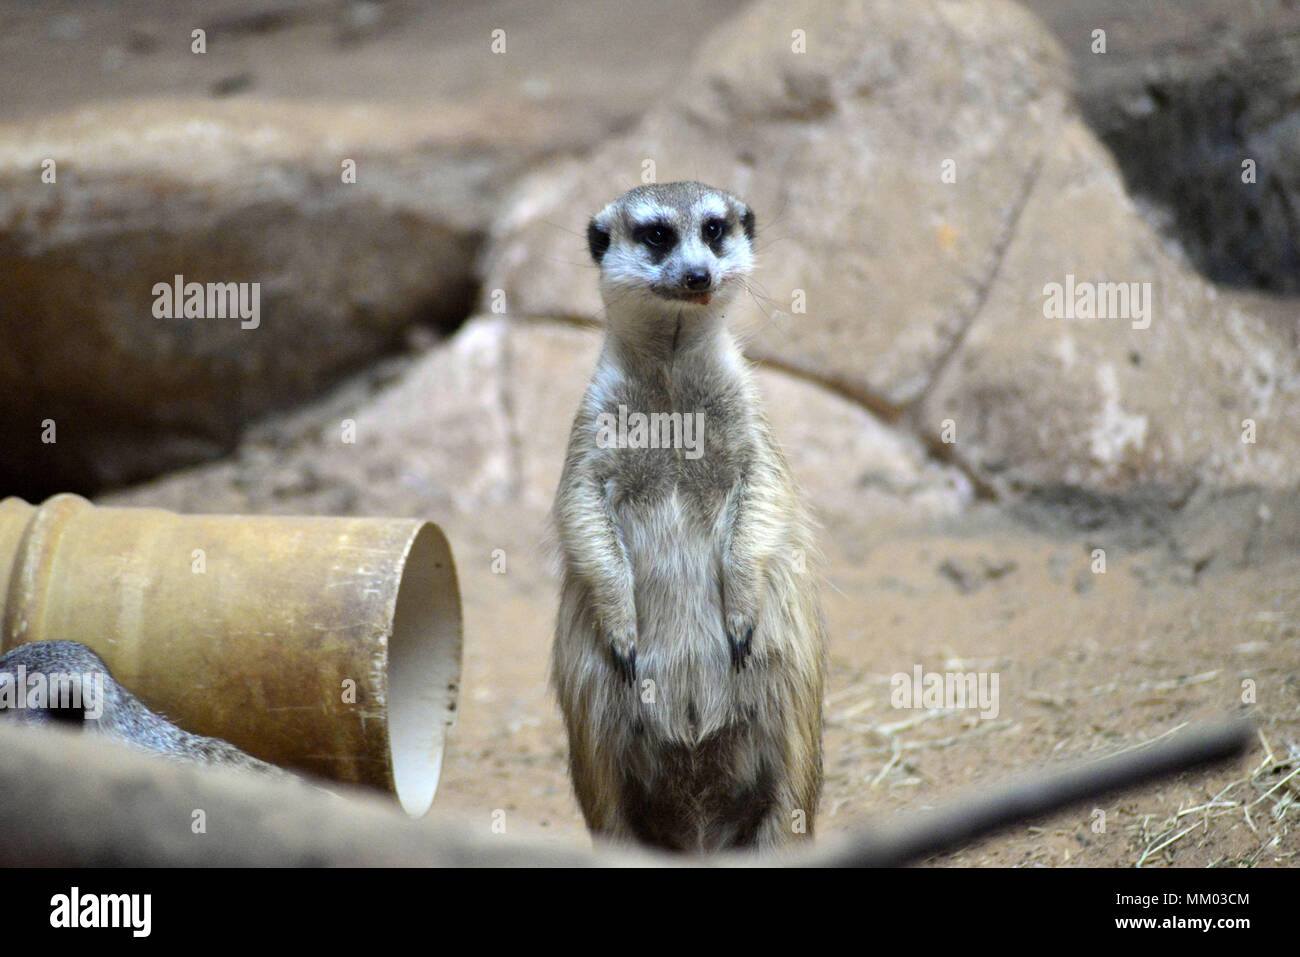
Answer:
(725, 611, 754, 672)
(604, 626, 638, 685)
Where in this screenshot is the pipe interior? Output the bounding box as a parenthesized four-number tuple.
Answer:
(387, 523, 462, 817)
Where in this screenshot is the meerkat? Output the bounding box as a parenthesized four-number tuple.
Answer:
(0, 640, 287, 776)
(550, 181, 828, 852)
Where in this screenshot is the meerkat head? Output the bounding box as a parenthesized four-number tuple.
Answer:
(586, 181, 755, 321)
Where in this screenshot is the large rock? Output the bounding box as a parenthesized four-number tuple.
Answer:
(919, 120, 1300, 494)
(484, 0, 1069, 410)
(483, 0, 1300, 496)
(0, 100, 509, 496)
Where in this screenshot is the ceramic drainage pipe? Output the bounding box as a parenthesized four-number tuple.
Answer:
(0, 493, 462, 817)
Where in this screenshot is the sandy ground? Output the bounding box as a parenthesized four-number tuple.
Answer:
(423, 498, 1299, 867)
(93, 331, 1296, 867)
(92, 327, 1300, 867)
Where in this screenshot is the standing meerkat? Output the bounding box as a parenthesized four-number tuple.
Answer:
(551, 181, 828, 851)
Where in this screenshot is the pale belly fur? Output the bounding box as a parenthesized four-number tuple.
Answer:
(616, 491, 769, 745)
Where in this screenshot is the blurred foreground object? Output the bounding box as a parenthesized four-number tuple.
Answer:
(0, 717, 1253, 866)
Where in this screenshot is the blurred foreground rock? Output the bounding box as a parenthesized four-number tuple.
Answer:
(0, 721, 639, 866)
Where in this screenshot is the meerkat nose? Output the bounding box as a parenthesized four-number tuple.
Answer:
(683, 269, 712, 291)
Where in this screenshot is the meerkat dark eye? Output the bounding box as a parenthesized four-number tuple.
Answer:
(587, 220, 611, 263)
(633, 223, 676, 252)
(702, 218, 728, 247)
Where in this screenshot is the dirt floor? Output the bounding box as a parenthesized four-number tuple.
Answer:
(423, 496, 1300, 867)
(92, 324, 1300, 868)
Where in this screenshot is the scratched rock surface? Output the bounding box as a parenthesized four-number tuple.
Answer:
(484, 0, 1068, 411)
(917, 121, 1300, 495)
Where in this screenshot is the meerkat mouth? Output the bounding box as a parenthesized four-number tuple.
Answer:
(653, 287, 713, 306)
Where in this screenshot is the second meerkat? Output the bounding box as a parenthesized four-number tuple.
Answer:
(551, 181, 827, 851)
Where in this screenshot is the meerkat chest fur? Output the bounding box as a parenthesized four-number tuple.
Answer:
(551, 181, 826, 851)
(591, 333, 758, 523)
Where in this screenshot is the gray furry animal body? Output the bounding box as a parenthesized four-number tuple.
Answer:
(551, 182, 827, 851)
(0, 640, 285, 776)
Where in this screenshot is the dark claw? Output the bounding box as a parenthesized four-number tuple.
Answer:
(609, 641, 637, 686)
(728, 625, 754, 673)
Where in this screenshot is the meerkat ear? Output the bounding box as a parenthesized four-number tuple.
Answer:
(741, 207, 755, 242)
(587, 219, 612, 263)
